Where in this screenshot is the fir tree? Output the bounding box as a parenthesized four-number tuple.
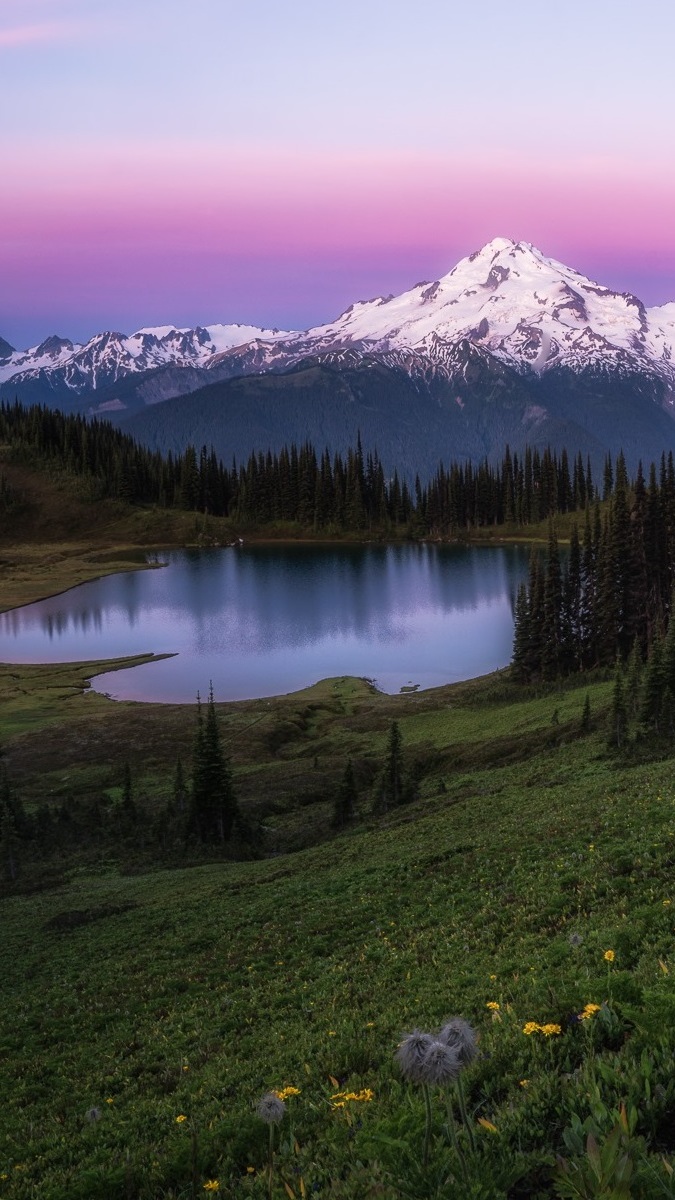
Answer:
(608, 659, 628, 749)
(625, 639, 644, 722)
(541, 523, 562, 680)
(332, 760, 357, 829)
(190, 686, 239, 842)
(641, 634, 665, 734)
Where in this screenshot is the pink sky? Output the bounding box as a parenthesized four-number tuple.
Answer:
(3, 0, 675, 346)
(3, 143, 675, 347)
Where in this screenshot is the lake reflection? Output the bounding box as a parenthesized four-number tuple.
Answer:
(0, 544, 533, 701)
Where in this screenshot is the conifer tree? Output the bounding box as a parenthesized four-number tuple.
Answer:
(511, 583, 532, 682)
(625, 638, 644, 722)
(608, 659, 628, 749)
(332, 760, 357, 829)
(641, 634, 665, 734)
(190, 686, 239, 842)
(541, 523, 562, 680)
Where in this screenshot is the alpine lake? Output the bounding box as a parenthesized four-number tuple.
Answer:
(0, 543, 536, 702)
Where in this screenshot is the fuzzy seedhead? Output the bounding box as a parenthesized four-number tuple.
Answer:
(395, 1029, 435, 1083)
(85, 1107, 102, 1123)
(419, 1039, 461, 1086)
(438, 1017, 478, 1067)
(256, 1092, 286, 1124)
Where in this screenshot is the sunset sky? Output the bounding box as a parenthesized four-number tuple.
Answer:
(3, 0, 675, 347)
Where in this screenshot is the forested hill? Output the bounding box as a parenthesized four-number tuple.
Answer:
(1, 401, 608, 538)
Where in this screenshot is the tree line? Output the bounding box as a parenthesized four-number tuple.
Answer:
(1, 400, 600, 534)
(512, 451, 675, 682)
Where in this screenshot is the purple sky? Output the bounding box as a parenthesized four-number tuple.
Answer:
(2, 0, 675, 347)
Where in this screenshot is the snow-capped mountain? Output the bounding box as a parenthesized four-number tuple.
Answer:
(4, 239, 675, 478)
(301, 238, 675, 390)
(3, 239, 675, 411)
(0, 323, 298, 402)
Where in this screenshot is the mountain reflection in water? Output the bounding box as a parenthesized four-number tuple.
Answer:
(0, 544, 534, 701)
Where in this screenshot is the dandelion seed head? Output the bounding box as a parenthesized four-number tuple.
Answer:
(419, 1039, 461, 1086)
(395, 1029, 435, 1083)
(256, 1092, 286, 1124)
(438, 1017, 478, 1067)
(85, 1107, 102, 1123)
(569, 932, 583, 947)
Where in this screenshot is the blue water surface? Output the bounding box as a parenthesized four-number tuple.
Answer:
(0, 544, 533, 701)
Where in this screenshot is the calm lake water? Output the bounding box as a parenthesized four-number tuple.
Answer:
(0, 544, 534, 701)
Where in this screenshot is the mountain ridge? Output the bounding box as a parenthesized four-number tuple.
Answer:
(3, 239, 675, 479)
(3, 238, 675, 408)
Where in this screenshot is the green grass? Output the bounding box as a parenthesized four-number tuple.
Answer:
(1, 661, 675, 1197)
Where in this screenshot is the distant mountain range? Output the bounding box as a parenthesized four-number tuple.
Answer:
(3, 238, 675, 477)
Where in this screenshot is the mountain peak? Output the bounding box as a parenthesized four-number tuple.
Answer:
(35, 335, 74, 356)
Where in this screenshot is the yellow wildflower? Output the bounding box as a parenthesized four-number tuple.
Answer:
(330, 1087, 373, 1106)
(203, 1182, 220, 1192)
(175, 1114, 187, 1124)
(519, 1079, 529, 1088)
(274, 1086, 301, 1100)
(246, 1166, 255, 1174)
(604, 949, 615, 963)
(579, 1002, 601, 1020)
(486, 1002, 500, 1011)
(522, 1022, 540, 1035)
(540, 1024, 561, 1037)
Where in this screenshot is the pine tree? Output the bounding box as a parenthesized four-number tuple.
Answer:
(625, 638, 644, 721)
(332, 760, 357, 829)
(580, 693, 592, 733)
(608, 659, 628, 749)
(190, 686, 239, 842)
(511, 583, 532, 681)
(641, 634, 665, 734)
(541, 523, 562, 680)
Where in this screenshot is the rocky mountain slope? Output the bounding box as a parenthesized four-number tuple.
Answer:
(3, 239, 675, 476)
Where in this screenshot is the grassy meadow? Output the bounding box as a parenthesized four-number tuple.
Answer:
(2, 448, 675, 1196)
(2, 653, 675, 1197)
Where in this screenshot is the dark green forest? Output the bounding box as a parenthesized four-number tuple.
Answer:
(1, 399, 596, 534)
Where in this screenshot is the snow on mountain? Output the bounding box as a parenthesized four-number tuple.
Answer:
(2, 240, 674, 403)
(301, 238, 675, 386)
(0, 335, 79, 384)
(0, 323, 298, 390)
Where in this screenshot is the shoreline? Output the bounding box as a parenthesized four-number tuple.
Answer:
(0, 528, 550, 615)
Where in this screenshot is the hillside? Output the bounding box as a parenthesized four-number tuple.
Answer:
(1, 663, 675, 1197)
(0, 447, 239, 611)
(2, 420, 675, 1195)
